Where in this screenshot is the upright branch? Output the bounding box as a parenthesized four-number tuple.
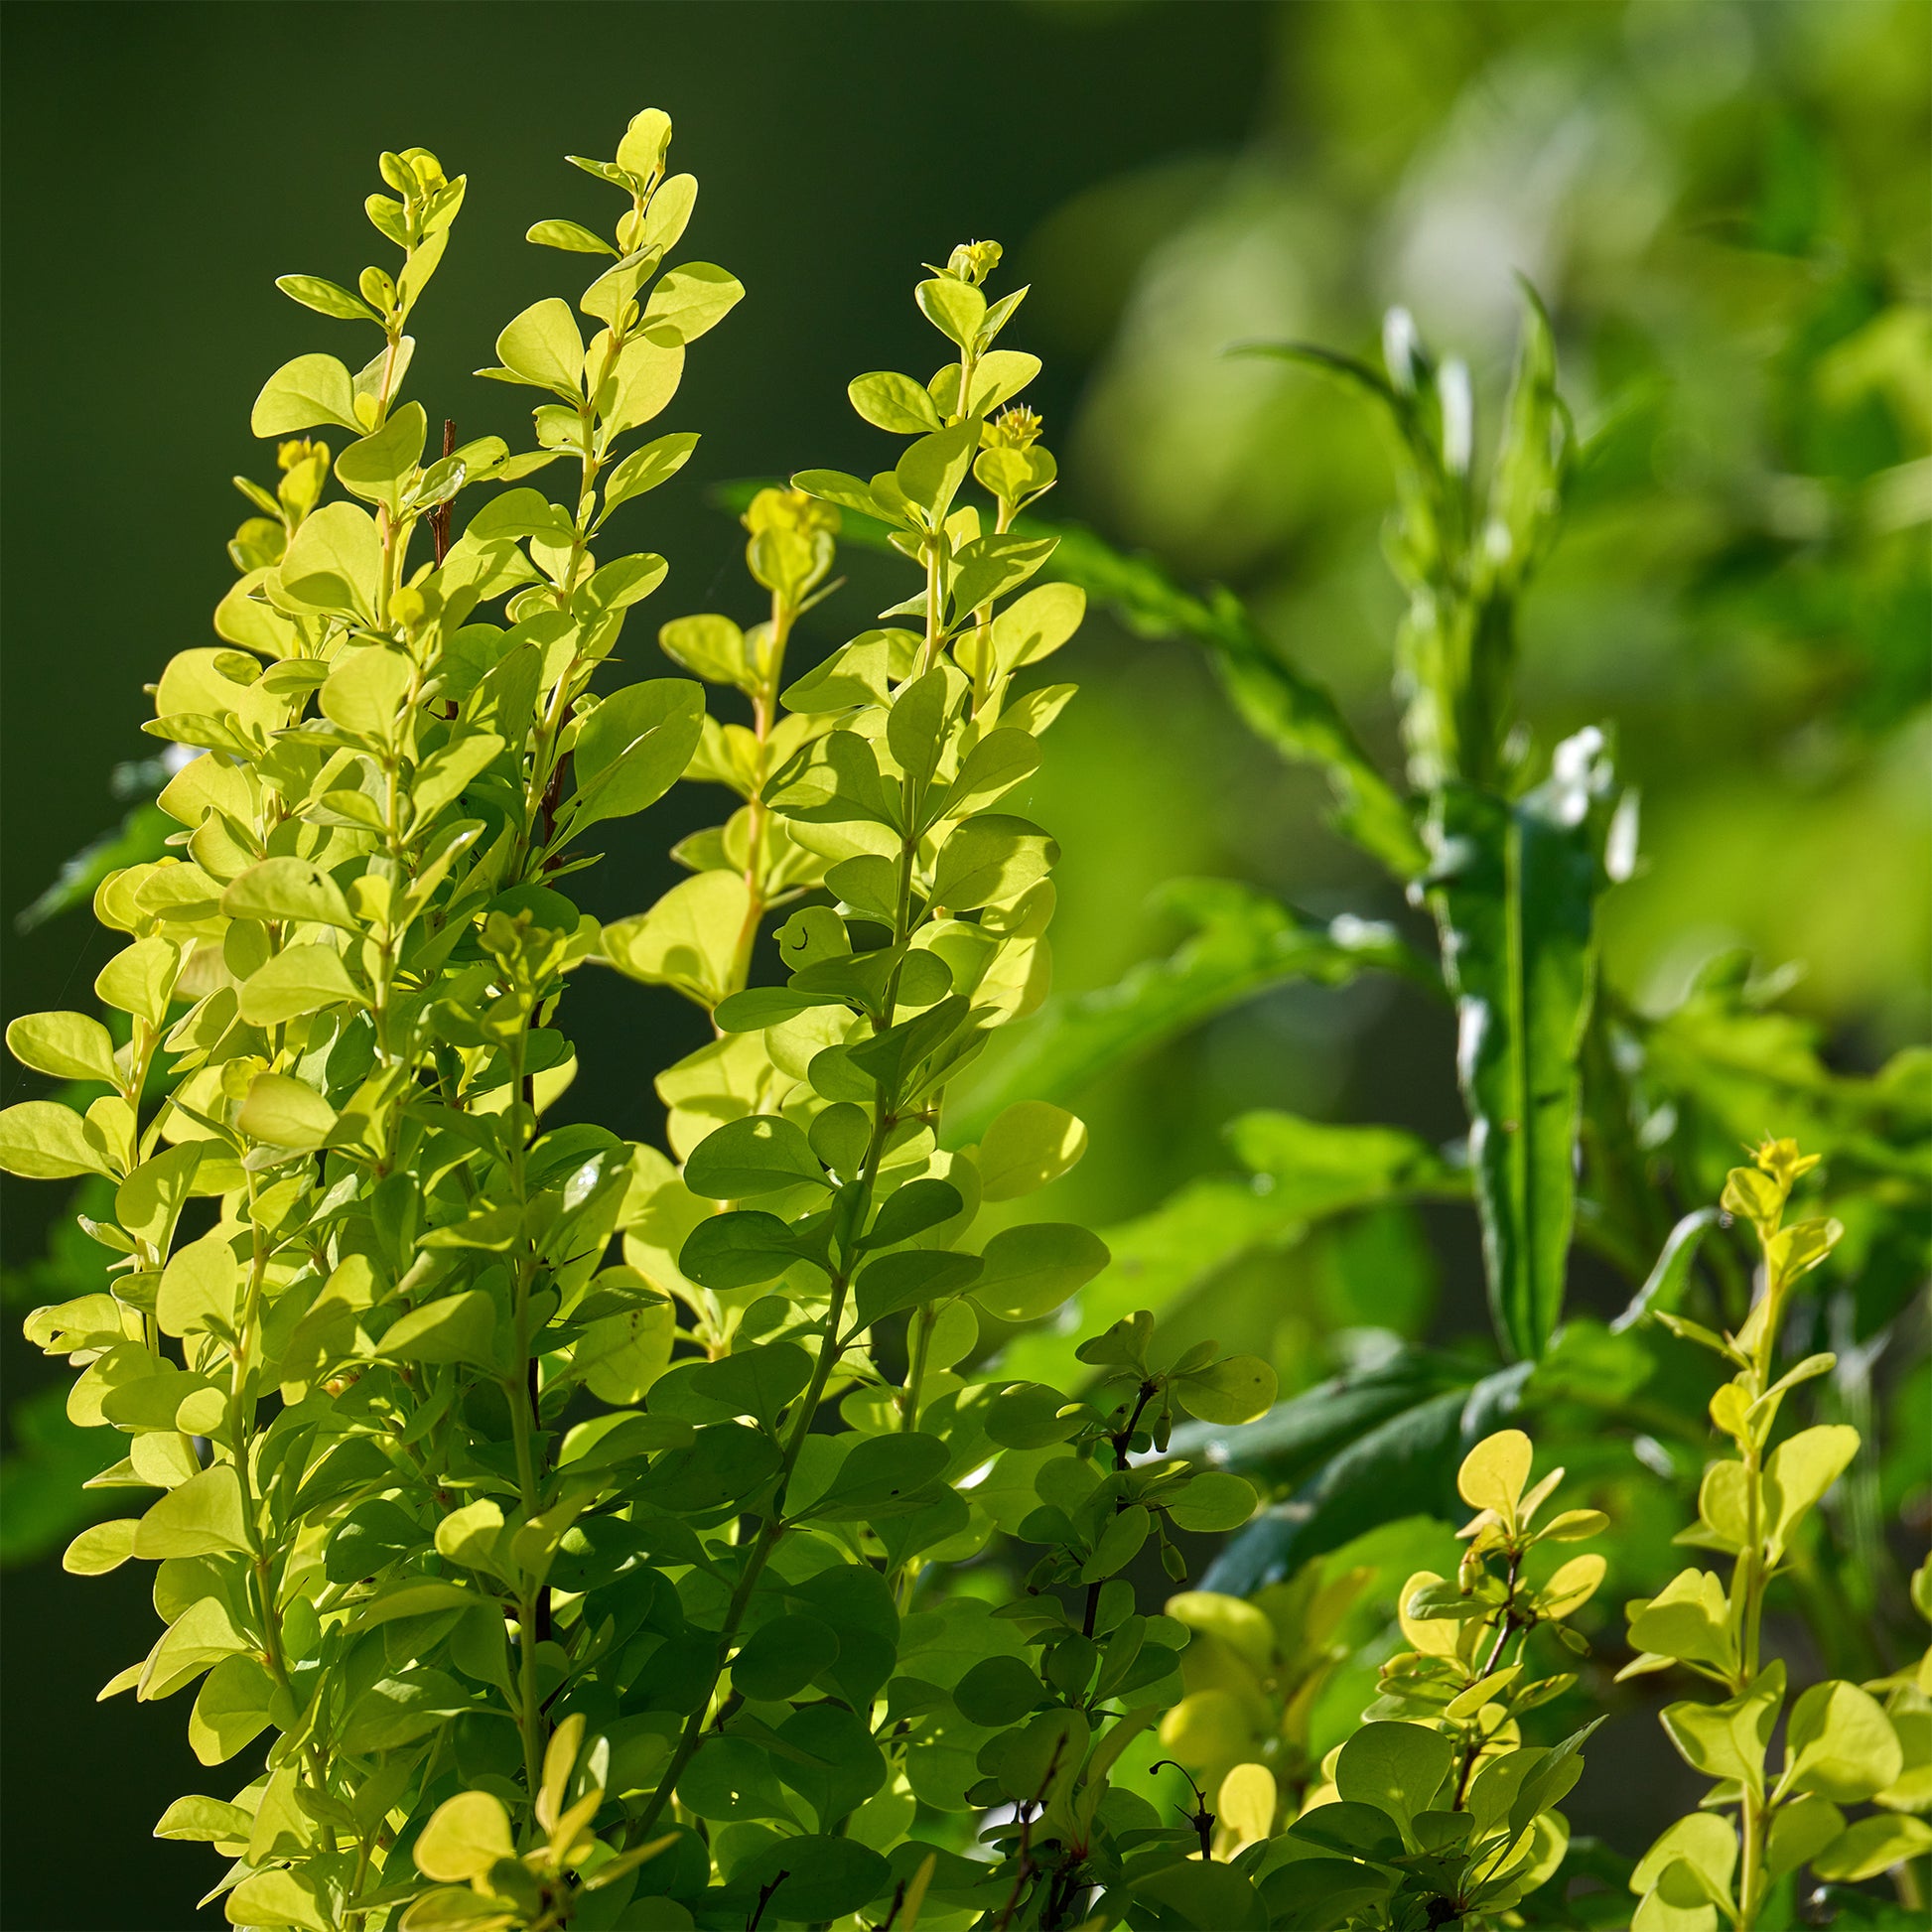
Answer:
(1621, 1139, 1922, 1929)
(7, 107, 747, 1930)
(586, 241, 1282, 1930)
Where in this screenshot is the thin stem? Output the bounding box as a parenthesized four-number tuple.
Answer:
(897, 1305, 936, 1433)
(1479, 1549, 1525, 1681)
(629, 1267, 854, 1841)
(500, 1025, 550, 1828)
(630, 1106, 899, 1844)
(634, 750, 936, 1841)
(993, 1742, 1067, 1932)
(230, 1169, 334, 1827)
(1082, 1381, 1157, 1639)
(725, 581, 798, 1002)
(1732, 1222, 1793, 1931)
(918, 539, 945, 677)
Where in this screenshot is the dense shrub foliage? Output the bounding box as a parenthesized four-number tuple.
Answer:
(3, 107, 1925, 1932)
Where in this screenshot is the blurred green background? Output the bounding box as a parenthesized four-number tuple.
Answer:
(2, 1, 1925, 1923)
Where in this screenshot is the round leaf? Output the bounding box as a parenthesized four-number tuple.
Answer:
(977, 1101, 1088, 1202)
(235, 1072, 338, 1150)
(683, 1115, 825, 1200)
(414, 1790, 516, 1881)
(1784, 1679, 1904, 1803)
(1167, 1471, 1259, 1535)
(971, 1223, 1108, 1323)
(954, 1654, 1041, 1727)
(6, 1011, 117, 1084)
(1173, 1354, 1278, 1426)
(733, 1614, 841, 1702)
(1457, 1428, 1534, 1519)
(729, 1835, 889, 1924)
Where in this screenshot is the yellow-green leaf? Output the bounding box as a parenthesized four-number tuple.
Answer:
(1624, 1568, 1736, 1676)
(319, 641, 412, 739)
(220, 856, 356, 931)
(95, 936, 181, 1027)
(414, 1789, 516, 1881)
(1809, 1812, 1932, 1883)
(1782, 1679, 1902, 1803)
(1457, 1429, 1533, 1520)
(116, 1143, 204, 1252)
(250, 351, 361, 436)
(1537, 1553, 1606, 1620)
(1660, 1663, 1784, 1794)
(238, 944, 362, 1027)
(236, 1072, 338, 1149)
(1764, 1425, 1860, 1559)
(0, 1100, 114, 1179)
(225, 1865, 331, 1932)
(493, 296, 584, 396)
(64, 1518, 140, 1576)
(1764, 1793, 1845, 1881)
(977, 1101, 1088, 1202)
(7, 1011, 117, 1083)
(1217, 1762, 1277, 1843)
(157, 1231, 242, 1339)
(641, 261, 744, 345)
(278, 500, 383, 621)
(134, 1464, 250, 1560)
(527, 217, 615, 256)
(383, 1289, 503, 1372)
(991, 583, 1086, 673)
(603, 871, 753, 1010)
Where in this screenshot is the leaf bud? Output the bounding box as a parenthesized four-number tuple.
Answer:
(944, 239, 1003, 286)
(219, 1054, 266, 1101)
(982, 404, 1043, 450)
(741, 485, 839, 542)
(1752, 1136, 1820, 1189)
(401, 148, 447, 195)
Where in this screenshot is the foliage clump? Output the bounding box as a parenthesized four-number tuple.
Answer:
(3, 99, 1925, 1932)
(1621, 1140, 1932, 1929)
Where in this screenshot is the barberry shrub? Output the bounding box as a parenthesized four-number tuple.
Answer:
(2, 114, 1279, 1932)
(13, 102, 1916, 1932)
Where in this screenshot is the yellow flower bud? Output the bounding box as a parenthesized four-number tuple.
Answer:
(983, 404, 1044, 450)
(1752, 1136, 1821, 1189)
(945, 239, 1004, 286)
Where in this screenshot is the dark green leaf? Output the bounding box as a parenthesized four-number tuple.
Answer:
(1426, 730, 1619, 1358)
(801, 1432, 950, 1520)
(683, 1115, 826, 1199)
(634, 1423, 782, 1515)
(651, 1343, 812, 1427)
(953, 1654, 1042, 1726)
(733, 1615, 841, 1703)
(725, 1834, 889, 1923)
(862, 1179, 964, 1250)
(853, 1248, 981, 1328)
(679, 1209, 817, 1289)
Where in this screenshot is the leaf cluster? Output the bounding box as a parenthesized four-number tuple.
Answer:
(1617, 1142, 1932, 1929)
